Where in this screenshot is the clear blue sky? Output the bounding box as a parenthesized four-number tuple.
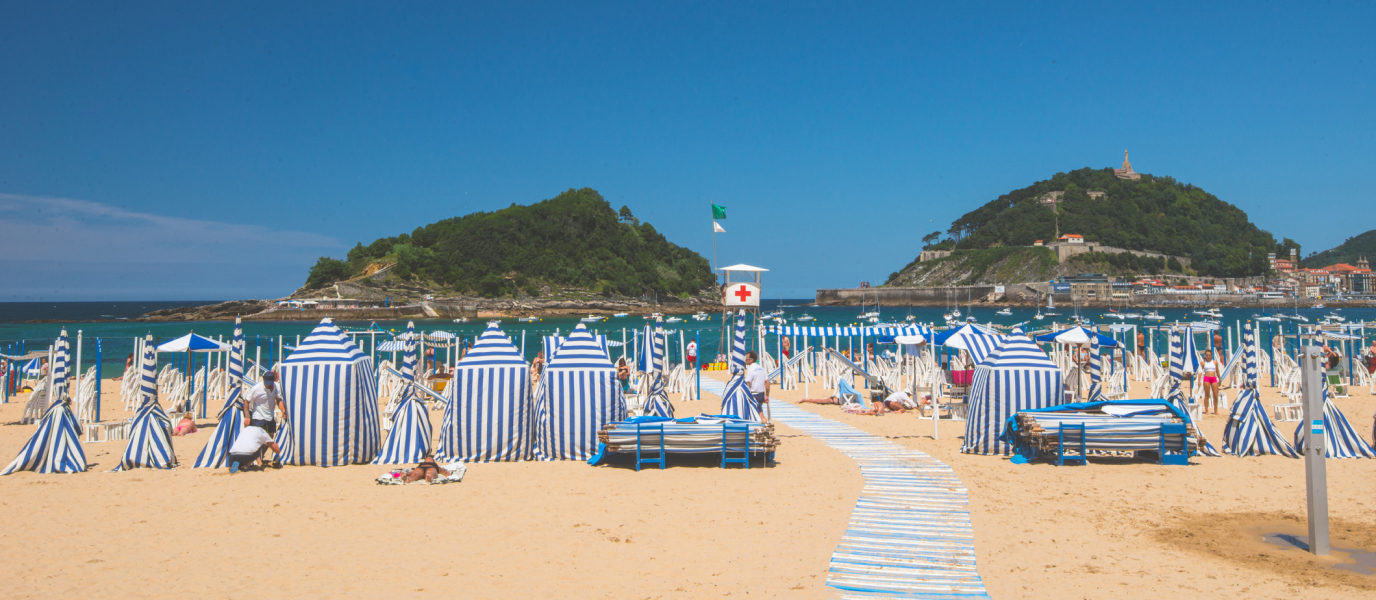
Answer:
(2, 1, 1373, 301)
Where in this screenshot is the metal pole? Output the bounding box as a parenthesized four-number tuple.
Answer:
(75, 331, 83, 416)
(1299, 344, 1330, 556)
(696, 330, 701, 401)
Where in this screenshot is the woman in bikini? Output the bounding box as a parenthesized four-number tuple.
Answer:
(172, 413, 198, 436)
(401, 452, 452, 484)
(1200, 350, 1221, 415)
(615, 358, 631, 393)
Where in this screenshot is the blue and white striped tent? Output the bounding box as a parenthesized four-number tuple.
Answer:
(115, 334, 177, 470)
(1223, 322, 1299, 458)
(276, 319, 382, 467)
(1172, 325, 1203, 374)
(636, 323, 666, 374)
(961, 336, 1063, 455)
(644, 373, 674, 418)
(730, 310, 748, 374)
(1294, 388, 1376, 459)
(544, 332, 608, 363)
(1087, 335, 1103, 401)
(718, 374, 763, 421)
(440, 322, 531, 462)
(20, 358, 41, 377)
(2, 328, 86, 475)
(1168, 328, 1221, 456)
(935, 323, 1003, 365)
(374, 321, 433, 464)
(194, 318, 249, 468)
(533, 324, 626, 461)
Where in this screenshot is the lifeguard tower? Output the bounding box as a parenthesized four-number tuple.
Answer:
(719, 264, 767, 308)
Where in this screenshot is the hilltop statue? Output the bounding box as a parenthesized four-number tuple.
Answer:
(1114, 149, 1141, 180)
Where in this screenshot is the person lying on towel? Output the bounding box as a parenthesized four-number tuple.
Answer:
(227, 425, 282, 474)
(400, 451, 452, 484)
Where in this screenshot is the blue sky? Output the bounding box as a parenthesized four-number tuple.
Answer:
(2, 1, 1373, 300)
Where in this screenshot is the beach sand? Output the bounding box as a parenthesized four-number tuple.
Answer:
(1, 368, 1374, 599)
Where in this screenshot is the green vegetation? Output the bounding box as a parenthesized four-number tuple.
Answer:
(886, 247, 1059, 287)
(304, 188, 715, 298)
(1065, 251, 1186, 278)
(928, 168, 1286, 277)
(1304, 229, 1376, 268)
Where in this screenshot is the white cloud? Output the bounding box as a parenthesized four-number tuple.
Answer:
(0, 193, 345, 300)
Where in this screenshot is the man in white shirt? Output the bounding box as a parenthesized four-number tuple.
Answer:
(227, 425, 282, 474)
(686, 340, 698, 370)
(744, 351, 769, 415)
(243, 370, 286, 435)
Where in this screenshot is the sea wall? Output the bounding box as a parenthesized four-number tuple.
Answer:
(817, 286, 1009, 306)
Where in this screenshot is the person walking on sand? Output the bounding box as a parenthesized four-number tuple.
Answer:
(1200, 350, 1221, 415)
(686, 339, 697, 370)
(744, 351, 769, 417)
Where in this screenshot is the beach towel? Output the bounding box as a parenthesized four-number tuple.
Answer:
(376, 461, 468, 485)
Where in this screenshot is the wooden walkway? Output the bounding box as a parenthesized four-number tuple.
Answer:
(701, 379, 990, 599)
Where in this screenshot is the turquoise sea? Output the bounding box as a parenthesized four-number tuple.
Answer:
(2, 300, 1372, 379)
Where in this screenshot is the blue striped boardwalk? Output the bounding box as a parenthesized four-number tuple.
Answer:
(768, 401, 991, 599)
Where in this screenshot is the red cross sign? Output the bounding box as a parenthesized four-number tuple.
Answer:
(733, 285, 753, 302)
(724, 282, 760, 307)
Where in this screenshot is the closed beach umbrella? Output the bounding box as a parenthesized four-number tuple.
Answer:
(718, 373, 762, 421)
(1167, 328, 1221, 456)
(374, 321, 433, 464)
(2, 328, 87, 475)
(1087, 336, 1103, 401)
(533, 324, 626, 461)
(275, 318, 381, 467)
(1293, 387, 1376, 459)
(193, 317, 249, 468)
(440, 322, 531, 462)
(114, 334, 177, 470)
(1223, 322, 1299, 457)
(644, 373, 674, 419)
(730, 310, 747, 374)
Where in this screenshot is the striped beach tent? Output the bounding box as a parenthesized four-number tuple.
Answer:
(545, 332, 608, 363)
(767, 325, 931, 337)
(276, 318, 381, 467)
(115, 334, 177, 470)
(644, 373, 674, 419)
(1087, 335, 1103, 401)
(935, 323, 1002, 365)
(374, 322, 433, 464)
(2, 329, 86, 475)
(1168, 328, 1221, 457)
(533, 324, 626, 461)
(718, 374, 763, 421)
(1294, 388, 1376, 459)
(636, 323, 665, 374)
(1223, 322, 1299, 458)
(730, 310, 748, 374)
(440, 322, 530, 462)
(1173, 325, 1203, 374)
(961, 336, 1063, 455)
(194, 318, 249, 468)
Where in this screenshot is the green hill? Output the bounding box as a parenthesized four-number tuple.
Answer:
(928, 167, 1296, 277)
(303, 188, 715, 298)
(1303, 229, 1376, 268)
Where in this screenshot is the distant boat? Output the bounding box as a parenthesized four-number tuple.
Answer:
(518, 316, 539, 322)
(1325, 313, 1345, 322)
(643, 313, 663, 320)
(691, 312, 710, 321)
(580, 315, 603, 323)
(1034, 311, 1045, 321)
(453, 318, 470, 323)
(665, 316, 683, 323)
(796, 314, 815, 322)
(1193, 309, 1223, 319)
(1143, 311, 1164, 321)
(613, 312, 629, 318)
(996, 308, 1012, 316)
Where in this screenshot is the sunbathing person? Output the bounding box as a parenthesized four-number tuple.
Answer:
(172, 413, 198, 436)
(401, 452, 452, 484)
(799, 395, 843, 405)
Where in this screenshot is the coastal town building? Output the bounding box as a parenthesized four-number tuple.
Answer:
(1033, 240, 1044, 247)
(1058, 234, 1084, 244)
(1087, 190, 1106, 199)
(1113, 150, 1141, 180)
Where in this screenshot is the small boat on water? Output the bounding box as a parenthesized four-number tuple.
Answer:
(1193, 309, 1223, 319)
(691, 312, 710, 321)
(1034, 311, 1045, 321)
(1325, 313, 1345, 322)
(796, 314, 815, 322)
(665, 316, 683, 323)
(518, 316, 539, 322)
(1313, 302, 1326, 309)
(1143, 311, 1164, 321)
(613, 312, 629, 318)
(996, 308, 1012, 316)
(644, 313, 663, 320)
(580, 315, 603, 322)
(1123, 312, 1142, 319)
(453, 318, 470, 323)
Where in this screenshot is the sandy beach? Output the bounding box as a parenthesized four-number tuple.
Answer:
(2, 369, 1374, 599)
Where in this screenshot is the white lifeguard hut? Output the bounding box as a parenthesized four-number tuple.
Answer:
(719, 264, 768, 308)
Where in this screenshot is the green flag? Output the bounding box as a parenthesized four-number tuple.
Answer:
(712, 204, 727, 219)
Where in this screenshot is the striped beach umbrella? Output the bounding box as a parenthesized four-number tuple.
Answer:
(1294, 387, 1376, 459)
(115, 334, 176, 470)
(718, 374, 762, 421)
(938, 323, 1003, 366)
(192, 317, 248, 468)
(730, 310, 747, 374)
(533, 324, 626, 461)
(439, 322, 531, 462)
(961, 336, 1063, 456)
(644, 373, 674, 419)
(2, 328, 87, 474)
(374, 321, 434, 464)
(1223, 322, 1299, 457)
(276, 318, 381, 467)
(1086, 336, 1103, 401)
